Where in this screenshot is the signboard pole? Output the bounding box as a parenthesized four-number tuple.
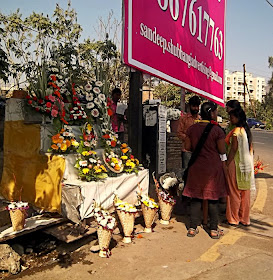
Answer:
(128, 70, 143, 162)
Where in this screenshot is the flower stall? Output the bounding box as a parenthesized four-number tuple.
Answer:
(0, 68, 149, 227)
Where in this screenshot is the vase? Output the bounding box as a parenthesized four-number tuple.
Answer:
(97, 226, 112, 258)
(116, 210, 135, 243)
(9, 209, 27, 231)
(158, 197, 175, 225)
(141, 203, 158, 233)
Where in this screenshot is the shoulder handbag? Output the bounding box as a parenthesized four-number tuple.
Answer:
(182, 123, 214, 185)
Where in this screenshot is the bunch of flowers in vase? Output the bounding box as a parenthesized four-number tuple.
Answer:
(103, 150, 123, 174)
(153, 173, 176, 225)
(113, 194, 137, 243)
(75, 150, 108, 182)
(90, 202, 116, 258)
(26, 71, 67, 124)
(7, 201, 29, 231)
(78, 80, 108, 123)
(120, 143, 141, 174)
(48, 125, 79, 154)
(137, 191, 159, 233)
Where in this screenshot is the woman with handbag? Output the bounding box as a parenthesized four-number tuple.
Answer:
(183, 102, 228, 239)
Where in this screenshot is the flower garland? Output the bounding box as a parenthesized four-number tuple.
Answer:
(120, 143, 141, 174)
(48, 125, 79, 153)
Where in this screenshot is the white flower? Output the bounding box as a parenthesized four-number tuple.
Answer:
(57, 143, 61, 147)
(94, 97, 101, 106)
(106, 140, 111, 146)
(95, 81, 103, 87)
(91, 109, 99, 117)
(79, 160, 88, 167)
(93, 87, 101, 94)
(86, 102, 95, 109)
(98, 93, 106, 101)
(89, 158, 97, 163)
(86, 93, 94, 101)
(85, 83, 92, 91)
(63, 132, 70, 137)
(111, 162, 115, 167)
(84, 141, 91, 147)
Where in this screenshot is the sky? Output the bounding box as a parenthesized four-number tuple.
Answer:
(1, 0, 273, 81)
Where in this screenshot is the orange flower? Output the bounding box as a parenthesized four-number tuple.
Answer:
(65, 139, 71, 147)
(121, 148, 129, 154)
(60, 143, 67, 151)
(102, 134, 110, 139)
(52, 134, 61, 144)
(51, 144, 59, 150)
(121, 143, 128, 148)
(114, 165, 120, 171)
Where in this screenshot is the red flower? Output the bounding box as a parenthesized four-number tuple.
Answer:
(26, 95, 31, 99)
(35, 107, 40, 112)
(130, 155, 134, 159)
(46, 102, 52, 108)
(46, 109, 50, 114)
(111, 140, 117, 147)
(78, 115, 82, 119)
(70, 115, 73, 119)
(33, 96, 37, 101)
(27, 100, 32, 105)
(102, 134, 110, 139)
(50, 75, 57, 81)
(45, 96, 49, 100)
(107, 108, 114, 116)
(38, 99, 43, 104)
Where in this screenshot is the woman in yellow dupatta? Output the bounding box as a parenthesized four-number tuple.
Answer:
(225, 108, 255, 226)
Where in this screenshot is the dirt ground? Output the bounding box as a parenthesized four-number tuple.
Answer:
(0, 198, 227, 280)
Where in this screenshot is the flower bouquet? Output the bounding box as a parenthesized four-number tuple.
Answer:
(254, 157, 267, 176)
(7, 202, 29, 231)
(137, 192, 159, 233)
(48, 125, 79, 153)
(75, 150, 108, 182)
(103, 150, 124, 174)
(113, 195, 137, 243)
(91, 203, 116, 258)
(154, 173, 176, 225)
(120, 143, 141, 174)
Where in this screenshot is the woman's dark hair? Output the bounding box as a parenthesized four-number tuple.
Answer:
(229, 108, 252, 150)
(112, 88, 121, 96)
(226, 100, 241, 110)
(200, 102, 217, 121)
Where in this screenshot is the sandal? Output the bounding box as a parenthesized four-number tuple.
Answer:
(210, 228, 224, 239)
(187, 228, 199, 237)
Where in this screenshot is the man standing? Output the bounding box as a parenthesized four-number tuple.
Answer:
(177, 95, 201, 177)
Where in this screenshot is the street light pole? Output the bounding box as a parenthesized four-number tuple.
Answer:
(243, 64, 246, 110)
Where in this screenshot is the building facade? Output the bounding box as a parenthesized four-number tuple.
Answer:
(225, 70, 266, 104)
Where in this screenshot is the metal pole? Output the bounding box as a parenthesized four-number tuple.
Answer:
(243, 64, 246, 110)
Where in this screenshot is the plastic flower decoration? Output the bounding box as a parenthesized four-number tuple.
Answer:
(120, 143, 141, 174)
(48, 125, 79, 154)
(77, 122, 98, 152)
(158, 191, 176, 205)
(166, 108, 181, 121)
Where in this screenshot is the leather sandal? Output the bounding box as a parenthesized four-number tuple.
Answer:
(187, 228, 199, 237)
(210, 228, 224, 239)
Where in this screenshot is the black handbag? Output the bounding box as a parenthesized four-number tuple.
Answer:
(183, 123, 214, 185)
